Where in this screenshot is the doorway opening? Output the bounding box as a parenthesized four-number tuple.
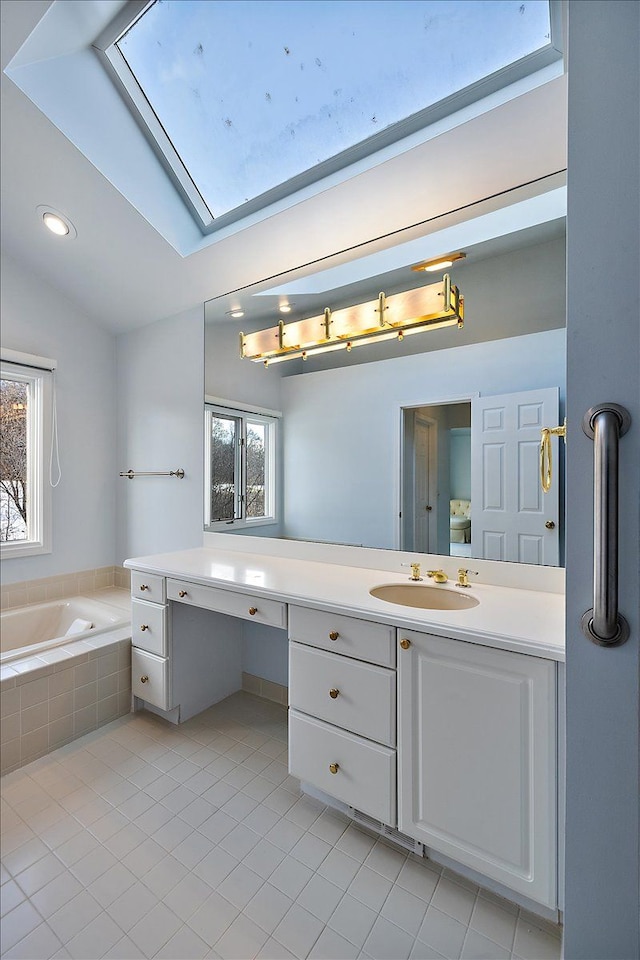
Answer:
(401, 400, 472, 557)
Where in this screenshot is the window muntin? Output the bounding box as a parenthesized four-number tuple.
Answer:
(0, 362, 52, 557)
(205, 404, 277, 528)
(106, 0, 559, 231)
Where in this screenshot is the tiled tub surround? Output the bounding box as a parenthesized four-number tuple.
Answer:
(1, 565, 131, 611)
(1, 587, 132, 775)
(0, 692, 563, 960)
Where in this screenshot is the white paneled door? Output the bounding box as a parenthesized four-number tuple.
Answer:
(471, 388, 560, 564)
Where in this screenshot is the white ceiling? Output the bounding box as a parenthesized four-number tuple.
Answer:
(0, 1, 567, 334)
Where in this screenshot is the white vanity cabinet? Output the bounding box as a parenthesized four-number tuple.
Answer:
(130, 572, 171, 710)
(397, 628, 557, 908)
(288, 605, 397, 825)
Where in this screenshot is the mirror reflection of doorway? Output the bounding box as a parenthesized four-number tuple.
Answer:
(401, 401, 471, 557)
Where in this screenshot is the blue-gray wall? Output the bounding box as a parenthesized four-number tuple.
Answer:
(564, 2, 640, 956)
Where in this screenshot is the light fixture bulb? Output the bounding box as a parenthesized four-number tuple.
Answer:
(230, 309, 244, 319)
(424, 259, 453, 272)
(412, 251, 466, 273)
(280, 303, 292, 314)
(43, 212, 70, 236)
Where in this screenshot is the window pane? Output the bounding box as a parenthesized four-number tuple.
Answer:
(246, 422, 266, 518)
(210, 414, 238, 520)
(0, 378, 28, 542)
(116, 0, 552, 220)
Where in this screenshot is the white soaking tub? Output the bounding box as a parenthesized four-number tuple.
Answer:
(1, 596, 129, 664)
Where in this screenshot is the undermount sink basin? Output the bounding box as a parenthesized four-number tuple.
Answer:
(370, 582, 480, 611)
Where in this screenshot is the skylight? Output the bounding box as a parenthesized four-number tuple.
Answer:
(104, 0, 559, 232)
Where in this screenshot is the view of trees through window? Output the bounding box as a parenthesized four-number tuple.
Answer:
(0, 378, 28, 542)
(210, 414, 267, 522)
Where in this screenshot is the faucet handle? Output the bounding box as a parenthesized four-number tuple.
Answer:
(402, 562, 423, 581)
(456, 568, 478, 588)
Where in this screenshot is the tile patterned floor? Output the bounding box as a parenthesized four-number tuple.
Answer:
(0, 693, 563, 959)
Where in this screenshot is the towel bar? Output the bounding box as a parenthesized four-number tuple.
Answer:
(119, 468, 185, 479)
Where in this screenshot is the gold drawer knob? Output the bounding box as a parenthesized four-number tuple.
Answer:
(329, 631, 339, 641)
(178, 590, 188, 598)
(249, 607, 258, 616)
(400, 638, 411, 650)
(329, 688, 339, 699)
(329, 763, 339, 775)
(139, 584, 149, 591)
(140, 624, 149, 632)
(140, 675, 149, 683)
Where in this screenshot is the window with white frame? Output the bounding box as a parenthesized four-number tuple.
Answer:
(204, 403, 278, 528)
(0, 355, 54, 557)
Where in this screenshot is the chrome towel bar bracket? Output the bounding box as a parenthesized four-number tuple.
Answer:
(581, 403, 631, 647)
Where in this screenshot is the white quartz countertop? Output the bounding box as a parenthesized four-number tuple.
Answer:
(124, 547, 565, 661)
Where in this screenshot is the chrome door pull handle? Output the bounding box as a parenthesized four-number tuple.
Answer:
(581, 404, 631, 646)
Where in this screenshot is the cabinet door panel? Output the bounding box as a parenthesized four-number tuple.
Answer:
(289, 605, 395, 667)
(132, 599, 167, 657)
(289, 643, 396, 746)
(289, 710, 396, 825)
(398, 630, 556, 907)
(132, 648, 170, 711)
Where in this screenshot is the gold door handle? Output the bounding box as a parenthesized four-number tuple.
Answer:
(140, 624, 149, 631)
(178, 589, 188, 598)
(249, 607, 258, 616)
(329, 631, 339, 641)
(545, 520, 556, 530)
(139, 584, 149, 591)
(329, 688, 339, 699)
(329, 763, 339, 774)
(400, 638, 411, 650)
(140, 675, 149, 683)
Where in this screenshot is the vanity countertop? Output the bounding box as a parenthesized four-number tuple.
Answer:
(124, 546, 565, 661)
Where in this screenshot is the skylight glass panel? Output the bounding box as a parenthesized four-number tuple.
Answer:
(114, 0, 554, 225)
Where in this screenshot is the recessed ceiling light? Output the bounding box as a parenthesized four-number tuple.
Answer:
(36, 205, 77, 239)
(412, 251, 466, 273)
(226, 309, 245, 319)
(279, 302, 293, 314)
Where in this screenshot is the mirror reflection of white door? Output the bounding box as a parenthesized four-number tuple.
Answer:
(414, 417, 436, 553)
(471, 388, 560, 565)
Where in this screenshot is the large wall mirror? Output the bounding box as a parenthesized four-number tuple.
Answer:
(204, 188, 567, 566)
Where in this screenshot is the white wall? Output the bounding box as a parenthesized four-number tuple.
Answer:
(281, 328, 566, 548)
(564, 2, 639, 956)
(1, 252, 117, 585)
(204, 318, 284, 411)
(116, 306, 204, 563)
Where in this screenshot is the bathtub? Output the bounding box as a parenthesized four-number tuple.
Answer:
(1, 596, 129, 664)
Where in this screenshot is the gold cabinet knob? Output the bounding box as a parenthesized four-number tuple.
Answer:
(249, 607, 258, 616)
(545, 520, 556, 530)
(400, 638, 411, 650)
(140, 675, 149, 683)
(329, 631, 339, 641)
(139, 584, 149, 591)
(329, 763, 339, 774)
(140, 624, 149, 631)
(178, 589, 188, 598)
(329, 688, 339, 699)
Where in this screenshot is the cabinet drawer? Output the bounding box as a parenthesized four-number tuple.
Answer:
(132, 599, 168, 657)
(289, 605, 395, 667)
(289, 709, 396, 826)
(132, 648, 169, 711)
(167, 579, 287, 629)
(131, 571, 165, 604)
(289, 643, 396, 747)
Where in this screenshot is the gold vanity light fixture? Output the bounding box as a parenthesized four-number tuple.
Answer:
(540, 418, 567, 493)
(239, 274, 464, 365)
(411, 251, 466, 273)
